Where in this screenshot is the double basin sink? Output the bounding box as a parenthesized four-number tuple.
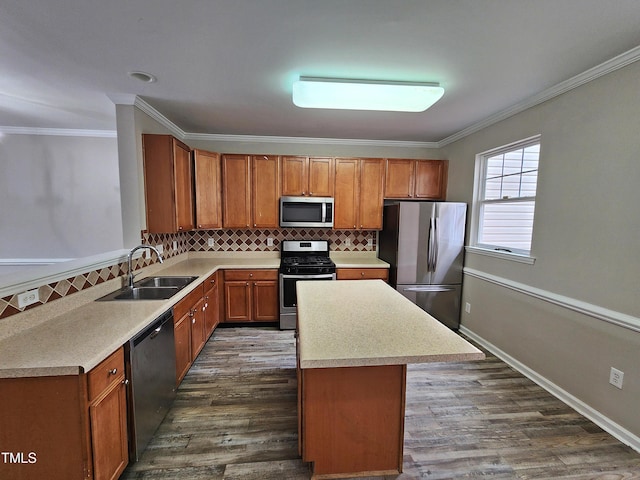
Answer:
(97, 276, 199, 301)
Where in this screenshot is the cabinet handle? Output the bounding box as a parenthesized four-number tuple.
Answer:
(108, 368, 118, 375)
(192, 318, 196, 324)
(122, 379, 129, 386)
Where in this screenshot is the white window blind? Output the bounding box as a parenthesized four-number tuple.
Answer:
(475, 138, 540, 255)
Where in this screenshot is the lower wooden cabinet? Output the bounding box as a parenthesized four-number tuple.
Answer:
(223, 269, 278, 322)
(203, 270, 221, 337)
(336, 267, 389, 282)
(0, 347, 129, 480)
(87, 348, 129, 480)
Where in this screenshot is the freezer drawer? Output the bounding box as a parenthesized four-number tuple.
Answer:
(396, 284, 462, 330)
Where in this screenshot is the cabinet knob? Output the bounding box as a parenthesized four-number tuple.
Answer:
(302, 191, 306, 196)
(108, 368, 118, 375)
(192, 318, 196, 324)
(309, 192, 313, 195)
(254, 223, 257, 227)
(361, 272, 365, 277)
(249, 273, 253, 277)
(246, 282, 249, 286)
(122, 379, 129, 386)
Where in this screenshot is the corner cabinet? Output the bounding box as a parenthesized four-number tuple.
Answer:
(385, 159, 448, 200)
(222, 154, 280, 228)
(223, 269, 279, 322)
(0, 348, 129, 480)
(142, 134, 194, 233)
(334, 158, 385, 230)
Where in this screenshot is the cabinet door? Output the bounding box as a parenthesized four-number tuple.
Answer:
(224, 280, 252, 322)
(253, 280, 278, 321)
(89, 380, 128, 480)
(334, 158, 360, 229)
(174, 314, 191, 386)
(190, 298, 206, 361)
(414, 160, 448, 199)
(358, 158, 384, 229)
(173, 139, 194, 231)
(222, 154, 252, 228)
(281, 155, 308, 196)
(204, 272, 220, 337)
(252, 155, 280, 228)
(193, 149, 222, 229)
(308, 157, 334, 197)
(384, 158, 415, 199)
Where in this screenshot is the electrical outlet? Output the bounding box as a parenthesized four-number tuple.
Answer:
(367, 238, 373, 247)
(155, 244, 164, 255)
(609, 367, 624, 389)
(267, 237, 274, 247)
(172, 240, 178, 251)
(465, 302, 471, 314)
(345, 238, 351, 246)
(207, 238, 215, 247)
(18, 289, 40, 308)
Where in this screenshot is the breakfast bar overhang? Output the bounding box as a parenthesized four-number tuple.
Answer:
(296, 280, 485, 479)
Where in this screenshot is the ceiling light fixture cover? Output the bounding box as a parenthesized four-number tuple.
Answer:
(128, 71, 157, 83)
(292, 77, 444, 112)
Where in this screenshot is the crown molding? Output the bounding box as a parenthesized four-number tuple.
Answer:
(0, 126, 116, 138)
(184, 132, 438, 149)
(438, 44, 640, 147)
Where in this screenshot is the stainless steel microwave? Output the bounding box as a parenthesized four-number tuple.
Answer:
(279, 196, 334, 228)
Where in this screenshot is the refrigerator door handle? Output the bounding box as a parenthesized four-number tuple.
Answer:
(402, 286, 457, 293)
(427, 217, 437, 272)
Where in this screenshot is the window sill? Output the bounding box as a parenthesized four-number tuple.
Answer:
(465, 246, 536, 264)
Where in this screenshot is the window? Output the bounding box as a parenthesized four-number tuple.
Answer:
(472, 136, 540, 256)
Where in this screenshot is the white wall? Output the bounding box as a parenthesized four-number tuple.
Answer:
(442, 60, 640, 445)
(0, 133, 122, 263)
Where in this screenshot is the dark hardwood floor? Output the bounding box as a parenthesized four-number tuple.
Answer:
(121, 327, 640, 479)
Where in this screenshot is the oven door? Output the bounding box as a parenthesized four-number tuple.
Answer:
(279, 273, 336, 329)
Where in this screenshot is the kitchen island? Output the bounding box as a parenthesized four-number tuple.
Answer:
(296, 280, 485, 479)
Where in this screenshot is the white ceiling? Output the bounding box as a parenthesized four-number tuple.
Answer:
(2, 0, 640, 143)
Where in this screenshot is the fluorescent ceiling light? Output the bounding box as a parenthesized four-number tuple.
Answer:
(292, 77, 444, 112)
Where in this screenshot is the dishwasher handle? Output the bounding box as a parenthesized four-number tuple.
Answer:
(132, 309, 174, 348)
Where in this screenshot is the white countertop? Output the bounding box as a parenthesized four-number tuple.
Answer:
(296, 280, 484, 369)
(0, 251, 389, 378)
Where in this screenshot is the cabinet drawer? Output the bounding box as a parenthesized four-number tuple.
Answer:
(88, 347, 125, 402)
(203, 271, 219, 295)
(336, 268, 389, 281)
(224, 269, 278, 281)
(174, 283, 204, 320)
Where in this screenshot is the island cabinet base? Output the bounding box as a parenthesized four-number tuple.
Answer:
(300, 364, 407, 479)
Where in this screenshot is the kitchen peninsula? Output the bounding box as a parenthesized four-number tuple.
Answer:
(296, 280, 485, 479)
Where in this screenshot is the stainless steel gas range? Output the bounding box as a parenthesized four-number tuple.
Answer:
(279, 240, 336, 330)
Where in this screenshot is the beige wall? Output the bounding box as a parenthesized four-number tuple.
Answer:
(442, 60, 640, 443)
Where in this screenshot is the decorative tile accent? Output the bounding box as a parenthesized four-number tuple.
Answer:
(0, 228, 377, 320)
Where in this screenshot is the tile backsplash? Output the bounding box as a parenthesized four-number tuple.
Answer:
(0, 229, 376, 320)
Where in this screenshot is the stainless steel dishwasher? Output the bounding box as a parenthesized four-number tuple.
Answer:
(125, 309, 177, 461)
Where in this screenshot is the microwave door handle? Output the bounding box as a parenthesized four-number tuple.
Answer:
(321, 202, 326, 223)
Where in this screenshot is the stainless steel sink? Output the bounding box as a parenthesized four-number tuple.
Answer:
(134, 276, 198, 288)
(96, 276, 198, 301)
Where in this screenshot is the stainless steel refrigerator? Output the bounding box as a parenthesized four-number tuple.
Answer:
(378, 202, 467, 330)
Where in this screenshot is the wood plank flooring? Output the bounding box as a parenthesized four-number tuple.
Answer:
(121, 327, 640, 479)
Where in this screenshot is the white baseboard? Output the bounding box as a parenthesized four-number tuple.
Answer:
(459, 326, 640, 454)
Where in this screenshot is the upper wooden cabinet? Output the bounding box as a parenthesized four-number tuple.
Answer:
(281, 156, 334, 197)
(222, 154, 280, 228)
(385, 159, 448, 200)
(142, 134, 194, 233)
(334, 158, 385, 230)
(193, 149, 222, 229)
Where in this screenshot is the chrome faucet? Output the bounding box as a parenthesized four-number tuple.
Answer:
(127, 244, 164, 288)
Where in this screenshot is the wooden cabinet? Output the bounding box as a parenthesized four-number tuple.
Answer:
(336, 268, 389, 281)
(222, 154, 280, 228)
(173, 283, 205, 385)
(142, 134, 194, 233)
(193, 149, 222, 229)
(0, 348, 129, 480)
(203, 270, 221, 337)
(334, 158, 385, 230)
(385, 158, 448, 200)
(223, 269, 278, 322)
(87, 348, 129, 480)
(281, 156, 334, 197)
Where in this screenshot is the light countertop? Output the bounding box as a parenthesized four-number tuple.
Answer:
(0, 251, 389, 378)
(296, 280, 484, 369)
